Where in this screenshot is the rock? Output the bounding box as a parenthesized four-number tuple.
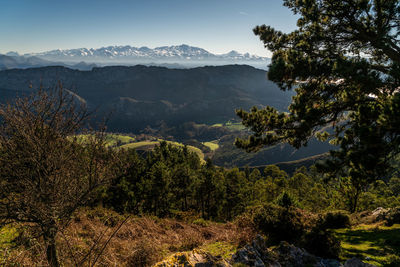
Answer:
(344, 258, 376, 267)
(320, 258, 342, 267)
(232, 235, 280, 267)
(274, 241, 322, 267)
(371, 207, 389, 222)
(231, 236, 374, 267)
(153, 237, 376, 267)
(153, 249, 230, 267)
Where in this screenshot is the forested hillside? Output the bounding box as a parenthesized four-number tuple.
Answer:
(0, 65, 292, 132)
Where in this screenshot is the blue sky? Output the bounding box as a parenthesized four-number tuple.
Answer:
(0, 0, 298, 56)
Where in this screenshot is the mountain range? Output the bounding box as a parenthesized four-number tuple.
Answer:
(2, 45, 270, 69)
(0, 54, 97, 71)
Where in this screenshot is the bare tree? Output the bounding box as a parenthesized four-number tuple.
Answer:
(0, 88, 117, 267)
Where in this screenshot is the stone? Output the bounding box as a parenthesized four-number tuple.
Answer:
(344, 258, 377, 267)
(153, 249, 230, 267)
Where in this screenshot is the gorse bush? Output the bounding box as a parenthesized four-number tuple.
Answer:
(322, 211, 351, 229)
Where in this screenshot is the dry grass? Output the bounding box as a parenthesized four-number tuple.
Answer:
(1, 207, 254, 266)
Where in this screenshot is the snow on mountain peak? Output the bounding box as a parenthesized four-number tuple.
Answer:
(20, 45, 268, 63)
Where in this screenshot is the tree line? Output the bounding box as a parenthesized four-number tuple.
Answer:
(101, 141, 400, 220)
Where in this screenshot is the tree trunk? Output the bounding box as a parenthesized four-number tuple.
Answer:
(44, 231, 60, 267)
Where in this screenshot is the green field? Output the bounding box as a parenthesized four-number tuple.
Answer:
(104, 134, 135, 147)
(335, 224, 400, 266)
(121, 139, 205, 163)
(75, 134, 135, 147)
(202, 141, 219, 151)
(211, 121, 246, 131)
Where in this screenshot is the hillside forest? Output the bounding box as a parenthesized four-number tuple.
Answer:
(1, 0, 400, 267)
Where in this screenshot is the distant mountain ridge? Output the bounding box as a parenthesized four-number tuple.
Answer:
(0, 64, 289, 132)
(0, 54, 97, 71)
(15, 44, 269, 64)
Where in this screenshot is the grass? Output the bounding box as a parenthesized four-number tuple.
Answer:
(202, 141, 219, 151)
(120, 140, 205, 163)
(224, 122, 246, 131)
(104, 134, 135, 147)
(0, 225, 17, 248)
(0, 208, 252, 266)
(210, 121, 246, 131)
(76, 133, 206, 163)
(200, 241, 237, 260)
(75, 134, 135, 147)
(335, 223, 400, 266)
(120, 141, 159, 150)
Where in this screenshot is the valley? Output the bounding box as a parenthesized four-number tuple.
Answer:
(0, 64, 331, 169)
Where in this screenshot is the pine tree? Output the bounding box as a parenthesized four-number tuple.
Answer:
(236, 1, 400, 200)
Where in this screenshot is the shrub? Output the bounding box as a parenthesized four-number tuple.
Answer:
(302, 227, 341, 259)
(384, 254, 400, 267)
(178, 232, 204, 251)
(248, 204, 305, 245)
(322, 211, 350, 229)
(127, 239, 161, 267)
(385, 207, 400, 226)
(192, 218, 210, 227)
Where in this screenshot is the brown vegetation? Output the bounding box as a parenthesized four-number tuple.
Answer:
(2, 207, 255, 266)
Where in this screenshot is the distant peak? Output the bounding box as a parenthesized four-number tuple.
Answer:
(21, 44, 269, 63)
(6, 51, 20, 57)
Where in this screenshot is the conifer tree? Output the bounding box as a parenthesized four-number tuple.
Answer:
(236, 1, 400, 194)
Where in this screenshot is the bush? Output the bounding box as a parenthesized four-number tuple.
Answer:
(322, 211, 350, 229)
(127, 239, 161, 267)
(384, 254, 400, 267)
(192, 218, 210, 227)
(247, 204, 305, 245)
(178, 232, 204, 251)
(302, 227, 341, 259)
(385, 207, 400, 226)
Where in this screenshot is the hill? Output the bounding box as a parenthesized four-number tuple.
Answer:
(0, 65, 293, 132)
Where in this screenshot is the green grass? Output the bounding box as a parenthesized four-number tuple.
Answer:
(210, 121, 246, 131)
(74, 133, 135, 147)
(200, 241, 237, 260)
(335, 224, 400, 266)
(0, 225, 17, 248)
(224, 122, 246, 131)
(104, 134, 135, 147)
(120, 140, 205, 163)
(202, 141, 219, 151)
(120, 141, 159, 150)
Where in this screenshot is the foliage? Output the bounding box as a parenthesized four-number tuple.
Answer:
(245, 204, 305, 245)
(126, 238, 162, 267)
(322, 211, 351, 229)
(0, 89, 119, 267)
(275, 191, 298, 209)
(302, 226, 341, 259)
(235, 0, 400, 212)
(385, 207, 400, 226)
(335, 224, 400, 266)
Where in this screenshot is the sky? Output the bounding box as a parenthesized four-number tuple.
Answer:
(0, 0, 298, 57)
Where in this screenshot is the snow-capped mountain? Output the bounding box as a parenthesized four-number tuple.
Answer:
(22, 44, 268, 63)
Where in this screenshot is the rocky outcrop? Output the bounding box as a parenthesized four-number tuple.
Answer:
(153, 249, 230, 267)
(371, 207, 389, 222)
(153, 236, 376, 267)
(232, 235, 376, 267)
